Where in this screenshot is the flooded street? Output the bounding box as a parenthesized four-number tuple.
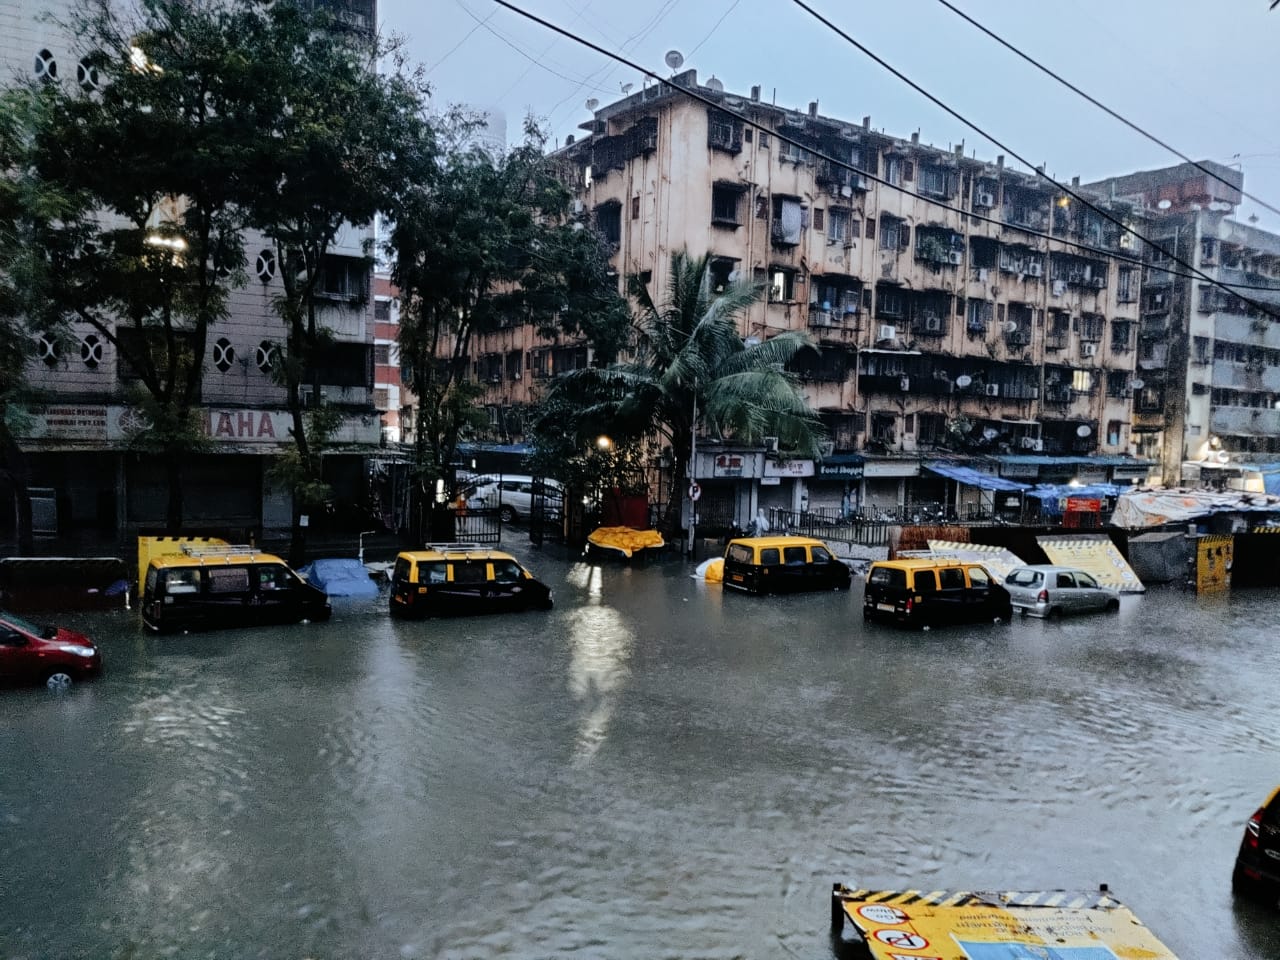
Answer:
(2, 543, 1278, 959)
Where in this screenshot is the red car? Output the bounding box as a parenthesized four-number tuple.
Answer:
(0, 611, 103, 692)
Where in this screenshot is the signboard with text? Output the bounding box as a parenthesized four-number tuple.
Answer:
(763, 458, 814, 478)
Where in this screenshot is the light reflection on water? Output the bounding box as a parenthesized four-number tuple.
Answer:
(0, 547, 1278, 959)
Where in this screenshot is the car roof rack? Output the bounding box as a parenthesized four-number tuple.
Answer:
(179, 543, 261, 559)
(422, 542, 489, 551)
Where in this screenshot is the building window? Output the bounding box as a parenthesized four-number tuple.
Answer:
(966, 299, 992, 333)
(870, 412, 896, 444)
(594, 201, 622, 247)
(212, 337, 235, 373)
(80, 334, 103, 368)
(255, 249, 277, 282)
(373, 387, 390, 410)
(33, 49, 58, 82)
(709, 257, 738, 293)
(631, 195, 640, 220)
(76, 57, 100, 92)
(711, 185, 741, 225)
(374, 343, 391, 365)
(876, 288, 904, 319)
(255, 341, 277, 372)
(35, 333, 60, 367)
(812, 208, 824, 232)
(374, 299, 391, 322)
(1107, 420, 1123, 446)
(879, 217, 905, 250)
(771, 196, 803, 246)
(768, 269, 796, 303)
(1079, 314, 1105, 341)
(1072, 369, 1095, 394)
(317, 255, 369, 301)
(828, 208, 851, 244)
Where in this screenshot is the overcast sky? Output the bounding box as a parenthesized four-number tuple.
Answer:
(382, 0, 1280, 230)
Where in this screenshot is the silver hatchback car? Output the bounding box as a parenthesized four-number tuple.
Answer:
(1004, 564, 1121, 619)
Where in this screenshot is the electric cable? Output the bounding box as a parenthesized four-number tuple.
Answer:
(931, 0, 1280, 220)
(486, 0, 1280, 315)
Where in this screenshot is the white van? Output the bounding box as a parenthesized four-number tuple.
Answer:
(463, 475, 563, 523)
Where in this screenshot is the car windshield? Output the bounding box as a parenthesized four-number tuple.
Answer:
(0, 610, 54, 638)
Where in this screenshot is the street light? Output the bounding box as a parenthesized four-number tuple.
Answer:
(596, 435, 612, 451)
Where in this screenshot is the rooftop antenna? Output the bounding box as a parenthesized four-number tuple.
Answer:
(620, 82, 633, 96)
(664, 49, 684, 73)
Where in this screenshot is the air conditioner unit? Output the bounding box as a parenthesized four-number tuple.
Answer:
(947, 250, 964, 265)
(878, 323, 897, 341)
(763, 436, 779, 453)
(1022, 437, 1043, 451)
(984, 383, 1000, 396)
(1026, 262, 1043, 277)
(1081, 342, 1098, 357)
(818, 440, 835, 457)
(924, 316, 943, 332)
(976, 191, 995, 208)
(571, 198, 585, 215)
(1052, 280, 1067, 297)
(1090, 277, 1106, 288)
(899, 376, 911, 391)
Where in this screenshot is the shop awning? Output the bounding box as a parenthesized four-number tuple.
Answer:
(924, 461, 1030, 491)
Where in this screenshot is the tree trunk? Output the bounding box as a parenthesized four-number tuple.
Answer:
(2, 434, 34, 554)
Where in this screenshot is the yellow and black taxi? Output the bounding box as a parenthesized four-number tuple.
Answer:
(388, 544, 553, 618)
(141, 544, 331, 633)
(1232, 784, 1280, 899)
(863, 557, 1012, 627)
(721, 535, 851, 595)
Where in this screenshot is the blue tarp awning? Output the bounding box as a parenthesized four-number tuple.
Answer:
(1025, 483, 1125, 500)
(924, 461, 1030, 491)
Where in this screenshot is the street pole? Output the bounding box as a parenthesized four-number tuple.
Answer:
(688, 390, 697, 560)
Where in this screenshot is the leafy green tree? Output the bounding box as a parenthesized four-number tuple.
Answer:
(239, 4, 436, 563)
(538, 250, 825, 533)
(388, 117, 629, 535)
(28, 0, 276, 530)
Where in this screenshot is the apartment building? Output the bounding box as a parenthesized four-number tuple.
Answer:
(1086, 162, 1280, 490)
(462, 70, 1152, 516)
(2, 0, 380, 543)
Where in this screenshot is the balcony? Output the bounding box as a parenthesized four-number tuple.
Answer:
(1212, 359, 1280, 392)
(1211, 406, 1280, 435)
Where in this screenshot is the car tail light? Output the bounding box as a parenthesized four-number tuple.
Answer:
(1246, 808, 1264, 848)
(905, 597, 913, 613)
(1037, 589, 1048, 603)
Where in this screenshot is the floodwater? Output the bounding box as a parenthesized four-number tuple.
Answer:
(1, 544, 1278, 960)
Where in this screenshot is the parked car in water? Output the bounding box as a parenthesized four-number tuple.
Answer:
(1003, 565, 1120, 619)
(141, 547, 331, 633)
(721, 535, 851, 595)
(388, 544, 553, 618)
(0, 611, 102, 692)
(1232, 784, 1280, 899)
(463, 475, 564, 524)
(863, 558, 1012, 627)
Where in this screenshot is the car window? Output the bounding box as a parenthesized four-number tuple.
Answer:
(939, 567, 966, 589)
(421, 561, 447, 584)
(760, 548, 780, 565)
(258, 564, 293, 591)
(967, 566, 991, 587)
(783, 546, 808, 565)
(726, 543, 754, 564)
(208, 567, 250, 594)
(166, 568, 201, 594)
(1006, 568, 1040, 586)
(451, 562, 487, 584)
(914, 570, 937, 592)
(1076, 572, 1099, 589)
(869, 566, 906, 588)
(1056, 572, 1076, 588)
(393, 557, 412, 583)
(493, 560, 523, 582)
(811, 545, 833, 563)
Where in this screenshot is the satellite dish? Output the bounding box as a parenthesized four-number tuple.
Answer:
(982, 428, 999, 441)
(1076, 424, 1092, 438)
(955, 375, 972, 388)
(1002, 320, 1019, 334)
(840, 185, 853, 198)
(1157, 199, 1172, 210)
(620, 83, 633, 96)
(1130, 378, 1145, 390)
(585, 98, 599, 111)
(1217, 450, 1230, 463)
(664, 49, 684, 71)
(724, 97, 743, 109)
(706, 75, 724, 92)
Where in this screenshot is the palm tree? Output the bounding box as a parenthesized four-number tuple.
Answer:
(542, 250, 826, 534)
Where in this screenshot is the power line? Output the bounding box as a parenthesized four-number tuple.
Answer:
(786, 0, 1280, 322)
(931, 0, 1280, 220)
(485, 0, 1280, 309)
(688, 0, 741, 59)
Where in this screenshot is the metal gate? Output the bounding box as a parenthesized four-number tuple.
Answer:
(528, 478, 565, 546)
(453, 506, 501, 544)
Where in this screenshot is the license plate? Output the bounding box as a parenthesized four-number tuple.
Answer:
(876, 603, 895, 612)
(731, 574, 744, 582)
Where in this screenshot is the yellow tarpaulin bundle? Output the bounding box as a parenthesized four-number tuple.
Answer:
(586, 527, 665, 558)
(833, 885, 1180, 959)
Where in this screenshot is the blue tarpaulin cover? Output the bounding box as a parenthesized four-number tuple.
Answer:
(296, 558, 379, 598)
(924, 461, 1030, 491)
(1025, 483, 1124, 501)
